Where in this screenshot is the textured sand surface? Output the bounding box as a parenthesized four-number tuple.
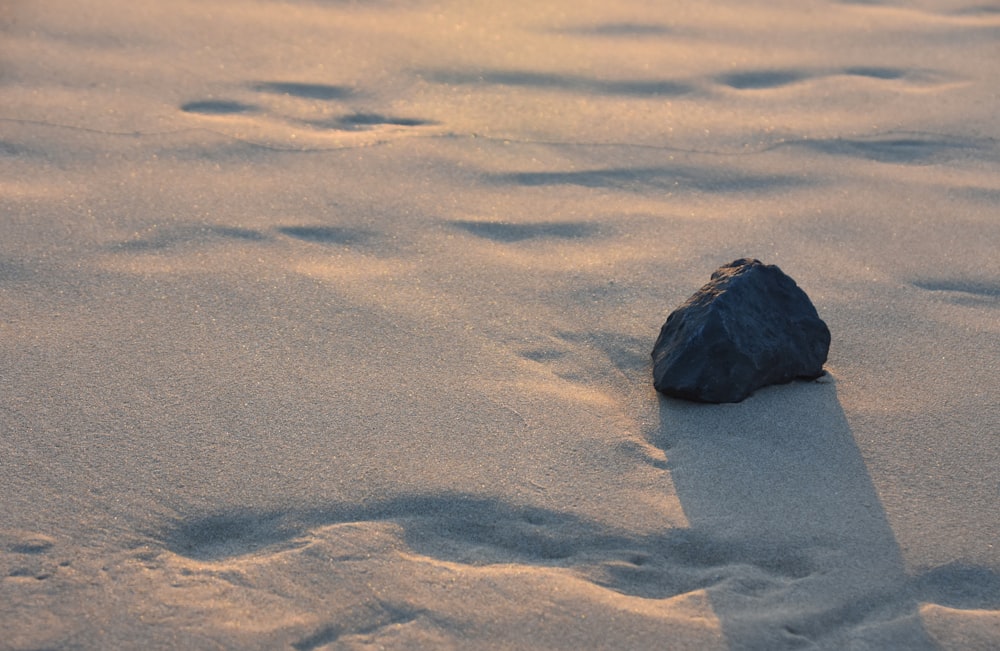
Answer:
(1, 1, 998, 649)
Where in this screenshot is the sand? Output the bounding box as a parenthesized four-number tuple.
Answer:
(1, 0, 998, 648)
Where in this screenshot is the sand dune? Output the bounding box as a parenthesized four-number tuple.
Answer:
(1, 0, 998, 648)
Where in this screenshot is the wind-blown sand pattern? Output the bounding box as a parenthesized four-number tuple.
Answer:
(1, 0, 998, 649)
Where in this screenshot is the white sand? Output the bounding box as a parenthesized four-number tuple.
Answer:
(1, 0, 998, 648)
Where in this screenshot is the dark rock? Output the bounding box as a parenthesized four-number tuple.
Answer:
(652, 258, 830, 403)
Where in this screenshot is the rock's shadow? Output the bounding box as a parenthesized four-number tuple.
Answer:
(655, 380, 938, 649)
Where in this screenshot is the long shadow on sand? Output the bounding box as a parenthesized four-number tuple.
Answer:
(655, 380, 938, 649)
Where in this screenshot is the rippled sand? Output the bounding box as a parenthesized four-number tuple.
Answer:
(1, 1, 998, 648)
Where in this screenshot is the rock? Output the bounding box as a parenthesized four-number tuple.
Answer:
(652, 258, 830, 403)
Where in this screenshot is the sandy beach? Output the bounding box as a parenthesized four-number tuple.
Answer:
(1, 0, 998, 648)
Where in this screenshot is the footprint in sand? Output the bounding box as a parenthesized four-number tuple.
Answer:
(449, 220, 600, 243)
(558, 22, 673, 37)
(310, 113, 437, 131)
(484, 165, 805, 194)
(717, 69, 807, 90)
(110, 225, 270, 252)
(180, 100, 259, 115)
(161, 510, 311, 561)
(780, 134, 988, 165)
(179, 80, 437, 146)
(716, 65, 958, 91)
(426, 68, 693, 98)
(2, 531, 55, 555)
(251, 81, 352, 101)
(1, 530, 68, 582)
(912, 278, 1000, 307)
(109, 223, 383, 253)
(843, 66, 908, 80)
(277, 225, 375, 246)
